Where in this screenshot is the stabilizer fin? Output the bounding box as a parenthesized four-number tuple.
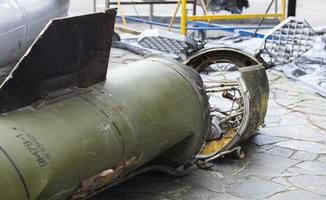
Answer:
(0, 9, 117, 113)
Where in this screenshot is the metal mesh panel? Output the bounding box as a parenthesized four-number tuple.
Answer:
(138, 29, 198, 56)
(139, 36, 190, 54)
(261, 17, 316, 65)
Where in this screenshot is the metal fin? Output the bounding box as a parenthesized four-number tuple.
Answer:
(0, 9, 117, 113)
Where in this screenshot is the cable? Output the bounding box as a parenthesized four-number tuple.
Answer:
(254, 0, 276, 36)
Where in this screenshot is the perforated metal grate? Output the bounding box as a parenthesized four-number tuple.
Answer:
(260, 17, 316, 65)
(139, 36, 190, 54)
(137, 29, 198, 57)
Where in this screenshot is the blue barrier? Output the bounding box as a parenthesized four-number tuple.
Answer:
(116, 16, 269, 38)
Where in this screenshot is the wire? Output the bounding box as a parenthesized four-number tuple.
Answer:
(254, 0, 276, 36)
(131, 0, 141, 17)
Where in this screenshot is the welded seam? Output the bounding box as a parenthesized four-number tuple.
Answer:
(112, 121, 125, 159)
(150, 58, 211, 160)
(0, 146, 31, 200)
(150, 58, 205, 115)
(79, 96, 126, 158)
(79, 96, 110, 118)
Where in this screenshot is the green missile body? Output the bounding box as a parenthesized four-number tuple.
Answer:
(0, 56, 210, 199)
(0, 10, 209, 200)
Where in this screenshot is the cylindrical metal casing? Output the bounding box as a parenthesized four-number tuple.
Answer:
(0, 57, 209, 200)
(0, 0, 70, 68)
(185, 47, 269, 158)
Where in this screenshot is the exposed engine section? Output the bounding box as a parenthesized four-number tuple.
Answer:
(185, 47, 269, 165)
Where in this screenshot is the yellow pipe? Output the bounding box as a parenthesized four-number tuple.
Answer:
(281, 0, 286, 21)
(187, 13, 283, 21)
(180, 0, 187, 35)
(114, 25, 141, 35)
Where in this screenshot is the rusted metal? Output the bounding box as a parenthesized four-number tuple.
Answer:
(185, 47, 269, 159)
(0, 10, 117, 114)
(222, 91, 236, 101)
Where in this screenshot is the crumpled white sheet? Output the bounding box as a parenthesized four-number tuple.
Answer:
(275, 36, 326, 97)
(206, 34, 326, 97)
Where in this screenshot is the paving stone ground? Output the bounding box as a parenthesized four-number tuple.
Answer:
(68, 2, 326, 199)
(88, 48, 326, 200)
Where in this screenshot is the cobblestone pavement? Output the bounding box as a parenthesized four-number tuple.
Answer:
(87, 48, 326, 200)
(69, 1, 326, 199)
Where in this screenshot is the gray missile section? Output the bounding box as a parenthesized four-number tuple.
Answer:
(0, 0, 70, 80)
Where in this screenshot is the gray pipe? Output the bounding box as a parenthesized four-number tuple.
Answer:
(0, 0, 70, 70)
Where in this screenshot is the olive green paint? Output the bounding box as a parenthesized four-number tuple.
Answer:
(0, 57, 209, 200)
